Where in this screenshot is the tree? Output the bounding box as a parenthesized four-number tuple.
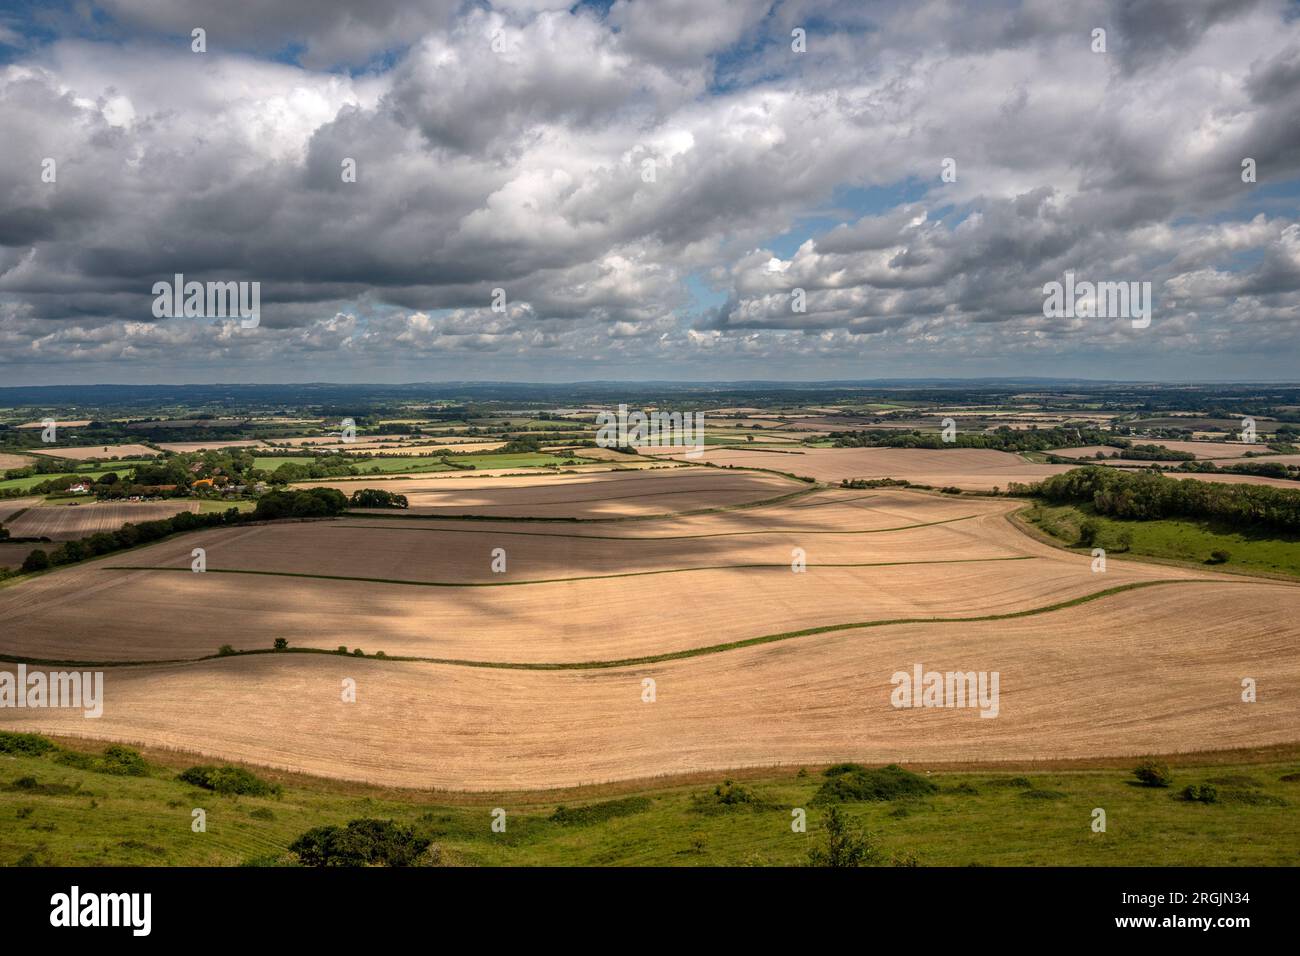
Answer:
(21, 550, 50, 573)
(273, 638, 289, 651)
(1076, 518, 1101, 548)
(807, 806, 882, 867)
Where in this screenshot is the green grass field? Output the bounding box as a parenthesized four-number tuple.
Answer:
(1019, 502, 1300, 578)
(2, 736, 1295, 866)
(0, 469, 127, 491)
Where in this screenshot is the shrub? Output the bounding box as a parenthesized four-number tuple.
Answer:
(690, 779, 766, 813)
(1179, 784, 1218, 804)
(1133, 758, 1173, 788)
(1208, 549, 1231, 564)
(217, 644, 236, 656)
(178, 765, 281, 797)
(807, 806, 881, 867)
(1076, 518, 1101, 547)
(550, 796, 652, 826)
(21, 549, 50, 573)
(814, 763, 939, 803)
(0, 731, 56, 757)
(273, 638, 288, 651)
(289, 818, 430, 867)
(99, 745, 148, 776)
(336, 645, 348, 654)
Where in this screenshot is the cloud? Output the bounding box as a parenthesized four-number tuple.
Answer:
(0, 0, 1297, 382)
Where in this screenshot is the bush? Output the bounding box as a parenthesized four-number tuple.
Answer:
(550, 796, 652, 826)
(690, 779, 766, 813)
(178, 765, 282, 797)
(21, 549, 50, 573)
(217, 644, 237, 656)
(814, 763, 939, 803)
(99, 745, 148, 776)
(0, 731, 56, 757)
(1133, 758, 1173, 788)
(807, 806, 882, 867)
(1076, 518, 1101, 547)
(289, 818, 430, 867)
(1208, 549, 1231, 564)
(273, 638, 289, 651)
(1179, 784, 1218, 803)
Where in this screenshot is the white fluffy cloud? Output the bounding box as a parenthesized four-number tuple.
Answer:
(0, 0, 1297, 382)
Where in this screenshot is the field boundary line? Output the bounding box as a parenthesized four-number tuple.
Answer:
(100, 555, 1037, 589)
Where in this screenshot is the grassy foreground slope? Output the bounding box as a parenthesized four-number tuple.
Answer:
(2, 736, 1297, 866)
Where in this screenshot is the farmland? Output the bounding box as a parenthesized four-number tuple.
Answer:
(0, 501, 201, 542)
(1, 383, 1299, 867)
(1, 466, 1296, 793)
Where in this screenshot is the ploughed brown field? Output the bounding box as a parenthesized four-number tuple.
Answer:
(1, 461, 1297, 790)
(1, 500, 201, 541)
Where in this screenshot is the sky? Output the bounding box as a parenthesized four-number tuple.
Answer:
(0, 0, 1298, 385)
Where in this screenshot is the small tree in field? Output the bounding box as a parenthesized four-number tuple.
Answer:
(273, 638, 289, 651)
(807, 806, 882, 867)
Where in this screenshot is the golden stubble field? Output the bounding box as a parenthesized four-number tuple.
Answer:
(1, 459, 1297, 790)
(664, 446, 1300, 489)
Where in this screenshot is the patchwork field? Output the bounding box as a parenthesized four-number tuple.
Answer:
(1, 461, 1296, 791)
(2, 579, 1295, 791)
(0, 453, 34, 469)
(0, 500, 201, 541)
(664, 446, 1300, 489)
(295, 466, 790, 518)
(155, 440, 268, 453)
(658, 446, 1074, 490)
(28, 443, 160, 460)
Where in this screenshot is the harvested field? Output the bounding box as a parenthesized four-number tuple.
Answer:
(2, 466, 1297, 792)
(297, 466, 795, 518)
(312, 441, 507, 454)
(0, 543, 35, 568)
(15, 420, 91, 429)
(667, 446, 1300, 490)
(29, 443, 159, 460)
(155, 440, 267, 453)
(0, 453, 34, 470)
(664, 446, 1073, 490)
(1, 500, 201, 541)
(0, 497, 42, 521)
(0, 487, 1240, 665)
(4, 579, 1295, 790)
